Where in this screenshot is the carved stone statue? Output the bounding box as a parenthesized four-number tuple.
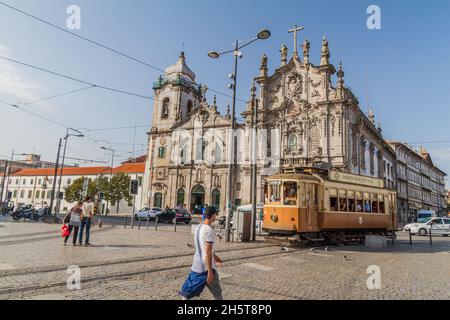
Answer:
(302, 39, 310, 62)
(320, 36, 330, 65)
(280, 44, 288, 66)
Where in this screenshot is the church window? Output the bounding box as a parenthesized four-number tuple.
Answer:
(215, 142, 222, 164)
(212, 189, 221, 209)
(161, 98, 170, 119)
(196, 138, 206, 161)
(352, 132, 358, 166)
(158, 147, 166, 158)
(309, 123, 320, 156)
(288, 134, 298, 152)
(360, 138, 366, 170)
(176, 188, 185, 206)
(369, 143, 375, 175)
(187, 100, 193, 114)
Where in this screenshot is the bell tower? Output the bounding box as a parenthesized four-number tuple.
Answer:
(151, 52, 201, 131)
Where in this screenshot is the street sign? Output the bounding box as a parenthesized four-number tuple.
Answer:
(130, 180, 139, 195)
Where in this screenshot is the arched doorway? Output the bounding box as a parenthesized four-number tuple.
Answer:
(212, 189, 221, 210)
(191, 185, 205, 214)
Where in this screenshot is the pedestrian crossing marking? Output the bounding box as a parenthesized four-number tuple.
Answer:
(242, 263, 274, 272)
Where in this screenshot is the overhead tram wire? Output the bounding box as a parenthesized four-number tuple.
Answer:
(0, 55, 244, 116)
(16, 85, 96, 106)
(0, 1, 249, 105)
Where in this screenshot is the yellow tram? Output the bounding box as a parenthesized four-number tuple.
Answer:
(263, 168, 397, 242)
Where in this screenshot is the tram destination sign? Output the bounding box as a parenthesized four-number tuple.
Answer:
(330, 171, 384, 188)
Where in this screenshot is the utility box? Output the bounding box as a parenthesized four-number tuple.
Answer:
(233, 210, 252, 242)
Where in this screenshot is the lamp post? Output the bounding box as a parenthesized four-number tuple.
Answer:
(1, 150, 26, 213)
(56, 128, 84, 214)
(101, 146, 116, 216)
(208, 29, 271, 242)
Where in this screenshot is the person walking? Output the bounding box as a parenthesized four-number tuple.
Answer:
(179, 206, 223, 300)
(63, 201, 83, 246)
(79, 196, 94, 246)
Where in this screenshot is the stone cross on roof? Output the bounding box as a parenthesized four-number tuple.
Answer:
(288, 24, 304, 58)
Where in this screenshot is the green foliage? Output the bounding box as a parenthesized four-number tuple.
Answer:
(109, 173, 132, 213)
(64, 177, 85, 203)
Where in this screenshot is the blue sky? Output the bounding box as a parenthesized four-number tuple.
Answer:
(0, 0, 449, 187)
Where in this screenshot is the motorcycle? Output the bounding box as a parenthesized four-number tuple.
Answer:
(12, 205, 40, 221)
(36, 207, 49, 217)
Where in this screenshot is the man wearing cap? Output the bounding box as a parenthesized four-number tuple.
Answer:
(180, 206, 223, 300)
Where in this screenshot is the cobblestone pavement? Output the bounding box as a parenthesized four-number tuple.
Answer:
(1, 219, 449, 300)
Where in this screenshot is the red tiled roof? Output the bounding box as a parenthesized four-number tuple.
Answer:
(11, 167, 110, 177)
(111, 163, 145, 174)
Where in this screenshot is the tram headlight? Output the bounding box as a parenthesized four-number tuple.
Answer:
(270, 214, 279, 223)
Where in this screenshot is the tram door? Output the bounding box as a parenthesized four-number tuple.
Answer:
(306, 183, 318, 231)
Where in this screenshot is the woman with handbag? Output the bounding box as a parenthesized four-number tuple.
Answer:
(63, 201, 83, 246)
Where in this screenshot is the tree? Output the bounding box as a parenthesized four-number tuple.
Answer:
(64, 177, 88, 203)
(87, 175, 110, 200)
(109, 173, 132, 213)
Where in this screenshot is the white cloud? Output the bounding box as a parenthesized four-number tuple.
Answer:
(0, 44, 46, 103)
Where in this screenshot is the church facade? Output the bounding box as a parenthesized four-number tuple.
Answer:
(142, 36, 397, 215)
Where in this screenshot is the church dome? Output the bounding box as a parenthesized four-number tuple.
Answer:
(164, 52, 196, 81)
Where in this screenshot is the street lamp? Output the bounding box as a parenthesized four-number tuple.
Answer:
(101, 146, 116, 216)
(208, 29, 271, 242)
(56, 128, 84, 214)
(1, 150, 26, 213)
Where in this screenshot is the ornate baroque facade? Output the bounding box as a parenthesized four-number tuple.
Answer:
(143, 36, 397, 214)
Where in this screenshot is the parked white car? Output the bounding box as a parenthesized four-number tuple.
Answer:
(404, 218, 450, 236)
(134, 207, 163, 221)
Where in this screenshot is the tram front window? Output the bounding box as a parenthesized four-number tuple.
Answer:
(283, 181, 298, 206)
(269, 182, 281, 205)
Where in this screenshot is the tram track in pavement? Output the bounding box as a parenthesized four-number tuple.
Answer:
(0, 243, 279, 277)
(0, 226, 115, 246)
(0, 244, 301, 296)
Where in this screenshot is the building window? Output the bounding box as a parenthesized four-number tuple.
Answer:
(369, 144, 375, 175)
(360, 138, 366, 170)
(67, 179, 72, 185)
(20, 190, 25, 199)
(158, 147, 166, 159)
(28, 190, 32, 199)
(288, 134, 298, 152)
(236, 182, 241, 191)
(214, 142, 222, 164)
(23, 179, 26, 185)
(177, 188, 185, 206)
(138, 176, 143, 186)
(36, 190, 40, 199)
(154, 193, 163, 208)
(13, 190, 17, 198)
(38, 179, 42, 185)
(161, 98, 170, 119)
(15, 179, 19, 185)
(30, 179, 34, 185)
(212, 189, 221, 209)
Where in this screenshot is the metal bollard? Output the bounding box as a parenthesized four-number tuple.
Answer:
(155, 216, 158, 231)
(131, 214, 134, 229)
(409, 228, 412, 245)
(146, 215, 150, 230)
(124, 216, 128, 229)
(174, 218, 177, 233)
(138, 217, 141, 230)
(429, 226, 433, 245)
